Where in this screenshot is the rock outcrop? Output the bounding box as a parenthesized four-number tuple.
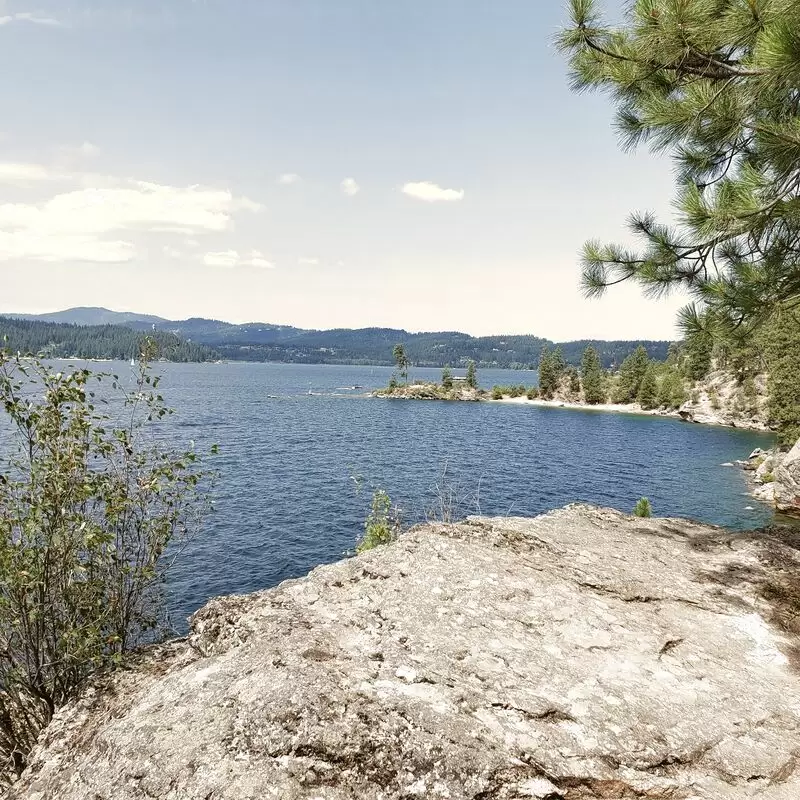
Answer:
(678, 369, 769, 430)
(374, 383, 483, 401)
(774, 439, 800, 517)
(11, 506, 800, 799)
(743, 441, 800, 517)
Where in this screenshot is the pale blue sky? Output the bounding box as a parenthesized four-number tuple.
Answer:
(0, 0, 686, 339)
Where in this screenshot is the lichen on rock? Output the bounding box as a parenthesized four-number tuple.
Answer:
(10, 505, 800, 799)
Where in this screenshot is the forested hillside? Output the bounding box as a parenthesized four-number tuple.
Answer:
(0, 317, 218, 362)
(211, 334, 671, 368)
(6, 309, 672, 368)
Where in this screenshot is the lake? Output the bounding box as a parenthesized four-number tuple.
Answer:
(101, 360, 771, 630)
(1, 359, 771, 629)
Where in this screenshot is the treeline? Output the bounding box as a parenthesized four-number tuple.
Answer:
(213, 333, 671, 369)
(15, 309, 674, 368)
(0, 317, 218, 363)
(536, 309, 800, 448)
(539, 343, 692, 410)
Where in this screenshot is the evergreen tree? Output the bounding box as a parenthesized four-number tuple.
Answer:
(538, 345, 556, 399)
(560, 0, 800, 330)
(441, 366, 453, 390)
(614, 345, 650, 404)
(633, 498, 652, 518)
(637, 362, 659, 410)
(580, 345, 605, 404)
(539, 345, 567, 399)
(566, 366, 581, 395)
(657, 370, 687, 411)
(392, 344, 410, 384)
(465, 360, 478, 389)
(551, 346, 566, 377)
(763, 310, 800, 448)
(683, 326, 714, 381)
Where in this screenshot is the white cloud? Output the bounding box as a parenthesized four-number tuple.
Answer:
(340, 178, 360, 197)
(0, 176, 262, 263)
(401, 181, 465, 203)
(0, 12, 62, 26)
(58, 141, 99, 160)
(163, 246, 183, 259)
(277, 173, 301, 186)
(0, 162, 60, 184)
(298, 257, 319, 266)
(203, 249, 274, 269)
(203, 250, 239, 268)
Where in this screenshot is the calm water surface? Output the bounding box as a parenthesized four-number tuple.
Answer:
(35, 361, 776, 628)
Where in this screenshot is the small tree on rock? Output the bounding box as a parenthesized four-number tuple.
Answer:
(465, 360, 478, 389)
(441, 366, 453, 390)
(392, 344, 410, 384)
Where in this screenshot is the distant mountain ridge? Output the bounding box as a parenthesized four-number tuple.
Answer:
(4, 307, 674, 368)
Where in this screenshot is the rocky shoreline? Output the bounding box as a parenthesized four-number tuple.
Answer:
(740, 439, 800, 518)
(373, 381, 770, 432)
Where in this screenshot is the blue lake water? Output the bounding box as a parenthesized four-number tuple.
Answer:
(9, 360, 776, 629)
(140, 361, 774, 629)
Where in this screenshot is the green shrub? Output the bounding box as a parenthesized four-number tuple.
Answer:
(762, 472, 775, 483)
(491, 386, 504, 400)
(441, 367, 453, 390)
(526, 387, 539, 400)
(509, 385, 522, 398)
(633, 497, 652, 518)
(356, 489, 400, 553)
(0, 346, 214, 777)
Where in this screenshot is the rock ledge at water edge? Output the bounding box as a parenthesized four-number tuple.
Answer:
(11, 505, 800, 800)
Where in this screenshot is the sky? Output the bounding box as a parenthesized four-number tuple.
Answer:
(0, 0, 689, 340)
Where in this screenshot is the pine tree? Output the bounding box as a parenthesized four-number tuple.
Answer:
(560, 0, 800, 330)
(657, 370, 687, 411)
(580, 345, 605, 404)
(392, 344, 409, 384)
(567, 366, 581, 395)
(763, 309, 800, 448)
(551, 346, 566, 377)
(465, 360, 478, 389)
(614, 345, 650, 404)
(637, 362, 659, 410)
(538, 346, 556, 399)
(683, 326, 714, 381)
(441, 366, 453, 390)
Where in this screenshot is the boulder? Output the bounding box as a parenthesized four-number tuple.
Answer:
(753, 482, 776, 503)
(11, 506, 800, 800)
(774, 438, 800, 517)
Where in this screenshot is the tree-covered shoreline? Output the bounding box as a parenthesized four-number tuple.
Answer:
(1, 314, 673, 369)
(0, 317, 218, 363)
